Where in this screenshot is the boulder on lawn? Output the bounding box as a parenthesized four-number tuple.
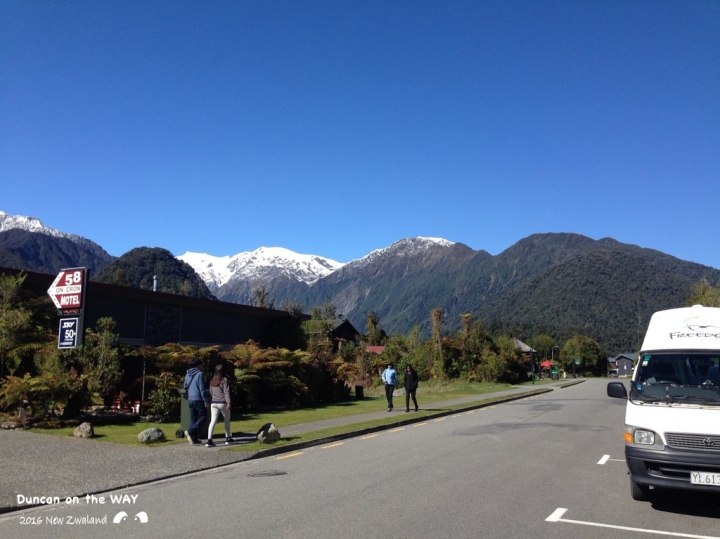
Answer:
(138, 427, 165, 444)
(73, 422, 94, 438)
(256, 423, 280, 444)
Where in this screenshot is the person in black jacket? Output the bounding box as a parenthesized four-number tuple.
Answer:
(404, 364, 419, 412)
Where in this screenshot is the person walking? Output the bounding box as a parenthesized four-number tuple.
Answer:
(206, 364, 234, 447)
(404, 364, 419, 412)
(382, 362, 397, 411)
(183, 358, 209, 445)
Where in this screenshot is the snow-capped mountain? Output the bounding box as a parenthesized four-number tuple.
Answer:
(178, 247, 345, 295)
(0, 210, 115, 275)
(1, 211, 93, 246)
(346, 237, 456, 270)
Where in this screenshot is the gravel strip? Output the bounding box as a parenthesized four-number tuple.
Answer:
(0, 429, 253, 512)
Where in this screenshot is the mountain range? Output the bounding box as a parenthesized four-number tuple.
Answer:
(2, 210, 719, 353)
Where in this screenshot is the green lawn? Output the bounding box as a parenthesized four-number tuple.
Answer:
(28, 380, 539, 446)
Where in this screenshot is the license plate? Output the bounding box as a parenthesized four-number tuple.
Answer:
(690, 472, 720, 486)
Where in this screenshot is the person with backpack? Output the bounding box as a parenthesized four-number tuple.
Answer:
(183, 358, 209, 445)
(206, 364, 234, 447)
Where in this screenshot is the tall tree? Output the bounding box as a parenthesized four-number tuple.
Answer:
(430, 308, 445, 372)
(254, 286, 269, 308)
(687, 279, 720, 307)
(532, 334, 556, 361)
(460, 313, 474, 365)
(560, 334, 607, 376)
(0, 273, 33, 378)
(78, 317, 123, 402)
(365, 310, 385, 345)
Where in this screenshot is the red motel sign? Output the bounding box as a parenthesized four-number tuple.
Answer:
(47, 268, 86, 312)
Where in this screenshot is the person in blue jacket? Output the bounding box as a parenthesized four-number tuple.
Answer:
(183, 358, 209, 445)
(381, 362, 398, 411)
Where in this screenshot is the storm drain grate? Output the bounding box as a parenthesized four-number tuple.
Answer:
(248, 471, 287, 477)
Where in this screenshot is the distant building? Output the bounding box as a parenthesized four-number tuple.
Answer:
(514, 339, 536, 359)
(614, 353, 636, 376)
(329, 319, 360, 349)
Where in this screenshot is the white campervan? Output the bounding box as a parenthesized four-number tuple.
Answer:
(607, 305, 720, 501)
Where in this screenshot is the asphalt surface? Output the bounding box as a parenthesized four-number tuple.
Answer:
(3, 379, 719, 539)
(0, 381, 567, 512)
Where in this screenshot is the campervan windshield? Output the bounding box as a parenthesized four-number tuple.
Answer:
(632, 353, 720, 405)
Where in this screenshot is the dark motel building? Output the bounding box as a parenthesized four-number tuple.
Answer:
(4, 267, 309, 348)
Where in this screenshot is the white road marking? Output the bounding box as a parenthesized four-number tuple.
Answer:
(546, 508, 720, 539)
(360, 434, 378, 439)
(546, 508, 567, 522)
(597, 454, 610, 465)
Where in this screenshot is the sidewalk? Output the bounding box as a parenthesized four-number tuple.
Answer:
(0, 380, 582, 513)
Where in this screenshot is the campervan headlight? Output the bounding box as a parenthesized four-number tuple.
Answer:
(633, 429, 655, 445)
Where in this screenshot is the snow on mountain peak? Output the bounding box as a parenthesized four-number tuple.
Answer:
(417, 236, 455, 247)
(1, 210, 69, 238)
(347, 237, 455, 269)
(0, 210, 107, 254)
(178, 247, 344, 290)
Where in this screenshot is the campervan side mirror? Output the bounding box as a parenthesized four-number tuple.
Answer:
(607, 382, 627, 399)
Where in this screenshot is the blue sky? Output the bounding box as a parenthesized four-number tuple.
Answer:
(2, 1, 719, 267)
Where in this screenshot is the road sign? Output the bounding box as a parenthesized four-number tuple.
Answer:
(47, 268, 86, 312)
(58, 318, 80, 349)
(574, 358, 581, 365)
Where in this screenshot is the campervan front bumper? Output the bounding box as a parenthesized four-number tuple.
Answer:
(626, 445, 720, 492)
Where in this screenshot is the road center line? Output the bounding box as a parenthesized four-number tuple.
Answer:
(412, 422, 427, 427)
(321, 442, 344, 449)
(389, 427, 405, 433)
(275, 452, 303, 460)
(597, 454, 610, 465)
(434, 418, 446, 422)
(361, 434, 378, 439)
(465, 411, 475, 414)
(546, 508, 720, 539)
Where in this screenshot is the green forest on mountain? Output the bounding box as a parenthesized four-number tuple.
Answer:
(93, 247, 215, 300)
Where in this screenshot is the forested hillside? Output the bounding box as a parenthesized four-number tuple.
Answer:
(292, 233, 720, 352)
(94, 247, 215, 299)
(481, 249, 696, 351)
(0, 229, 114, 276)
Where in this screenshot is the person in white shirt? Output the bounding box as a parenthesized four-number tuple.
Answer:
(206, 364, 234, 447)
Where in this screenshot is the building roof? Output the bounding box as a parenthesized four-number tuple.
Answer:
(513, 339, 536, 353)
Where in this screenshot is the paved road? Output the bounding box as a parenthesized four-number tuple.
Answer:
(2, 379, 718, 539)
(0, 382, 555, 511)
